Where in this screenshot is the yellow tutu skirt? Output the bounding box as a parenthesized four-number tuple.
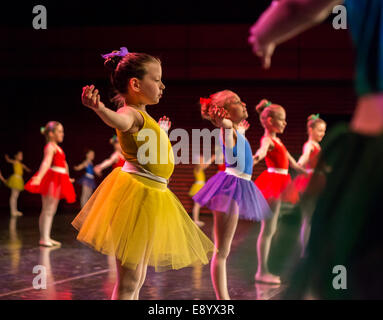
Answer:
(188, 182, 205, 197)
(7, 175, 24, 191)
(72, 168, 215, 272)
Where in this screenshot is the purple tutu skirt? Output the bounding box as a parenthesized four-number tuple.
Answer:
(193, 171, 272, 221)
(77, 175, 96, 190)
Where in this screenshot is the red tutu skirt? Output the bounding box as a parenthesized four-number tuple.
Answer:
(293, 172, 313, 194)
(255, 171, 299, 204)
(25, 169, 76, 203)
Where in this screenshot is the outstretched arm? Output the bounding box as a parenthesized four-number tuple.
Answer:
(249, 0, 344, 68)
(4, 154, 15, 164)
(30, 144, 55, 185)
(297, 142, 313, 167)
(74, 160, 88, 171)
(0, 171, 6, 183)
(94, 152, 119, 175)
(253, 137, 272, 166)
(82, 85, 138, 132)
(288, 151, 307, 174)
(22, 163, 32, 173)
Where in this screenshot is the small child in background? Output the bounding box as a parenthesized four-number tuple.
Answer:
(74, 149, 96, 208)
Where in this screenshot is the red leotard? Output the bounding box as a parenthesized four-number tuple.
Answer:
(294, 142, 321, 193)
(25, 144, 76, 203)
(112, 155, 125, 169)
(254, 137, 299, 204)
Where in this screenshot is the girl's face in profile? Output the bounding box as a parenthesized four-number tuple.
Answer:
(268, 108, 287, 134)
(310, 122, 326, 142)
(226, 93, 248, 124)
(138, 61, 165, 105)
(51, 124, 64, 143)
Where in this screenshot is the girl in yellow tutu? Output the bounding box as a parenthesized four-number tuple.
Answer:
(72, 47, 215, 300)
(4, 152, 31, 216)
(188, 154, 215, 227)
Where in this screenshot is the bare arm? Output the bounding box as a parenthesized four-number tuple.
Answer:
(22, 163, 32, 172)
(82, 85, 138, 132)
(297, 142, 313, 167)
(30, 144, 55, 185)
(0, 171, 6, 183)
(74, 160, 88, 171)
(94, 152, 119, 174)
(249, 0, 344, 68)
(253, 137, 272, 166)
(5, 154, 15, 164)
(288, 151, 307, 174)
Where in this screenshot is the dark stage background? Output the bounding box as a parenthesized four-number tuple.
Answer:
(1, 1, 357, 213)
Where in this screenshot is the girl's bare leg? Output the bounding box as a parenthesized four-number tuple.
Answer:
(210, 210, 239, 300)
(39, 196, 60, 246)
(112, 257, 147, 300)
(80, 185, 93, 208)
(10, 189, 22, 216)
(192, 202, 205, 227)
(255, 199, 281, 284)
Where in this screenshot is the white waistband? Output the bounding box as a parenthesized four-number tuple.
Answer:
(268, 167, 288, 175)
(121, 161, 168, 185)
(50, 166, 67, 174)
(306, 168, 314, 174)
(85, 173, 95, 178)
(224, 167, 252, 181)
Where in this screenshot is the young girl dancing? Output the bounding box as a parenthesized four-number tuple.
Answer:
(72, 47, 214, 300)
(193, 90, 271, 300)
(4, 152, 31, 216)
(74, 149, 96, 208)
(294, 114, 326, 257)
(25, 122, 76, 247)
(188, 154, 215, 227)
(253, 99, 306, 284)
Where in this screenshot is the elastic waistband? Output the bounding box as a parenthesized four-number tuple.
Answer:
(85, 173, 95, 179)
(306, 168, 314, 174)
(224, 167, 252, 181)
(50, 166, 67, 174)
(267, 167, 288, 175)
(121, 161, 168, 185)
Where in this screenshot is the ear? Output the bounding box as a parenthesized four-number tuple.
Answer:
(266, 116, 273, 127)
(129, 78, 141, 93)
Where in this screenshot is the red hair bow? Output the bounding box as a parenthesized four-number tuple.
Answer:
(200, 97, 212, 105)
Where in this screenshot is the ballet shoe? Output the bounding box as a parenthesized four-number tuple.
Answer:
(255, 273, 281, 285)
(194, 220, 205, 227)
(49, 239, 62, 247)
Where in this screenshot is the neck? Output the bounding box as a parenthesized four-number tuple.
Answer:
(265, 128, 277, 138)
(124, 97, 147, 112)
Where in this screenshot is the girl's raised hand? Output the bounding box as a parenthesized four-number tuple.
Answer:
(210, 106, 232, 128)
(248, 28, 276, 69)
(82, 85, 105, 111)
(238, 120, 250, 135)
(158, 116, 172, 132)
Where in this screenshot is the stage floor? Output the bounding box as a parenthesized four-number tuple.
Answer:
(0, 205, 302, 300)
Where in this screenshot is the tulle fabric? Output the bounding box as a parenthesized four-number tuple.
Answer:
(193, 171, 272, 221)
(189, 183, 205, 197)
(255, 171, 299, 204)
(72, 168, 215, 272)
(25, 170, 76, 203)
(7, 175, 24, 191)
(77, 175, 96, 190)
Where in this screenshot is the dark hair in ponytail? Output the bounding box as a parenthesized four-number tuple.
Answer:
(102, 47, 160, 107)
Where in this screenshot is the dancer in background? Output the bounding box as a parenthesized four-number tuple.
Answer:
(94, 136, 125, 176)
(4, 152, 31, 216)
(25, 122, 76, 247)
(188, 154, 215, 227)
(294, 114, 326, 257)
(74, 149, 96, 208)
(72, 47, 214, 300)
(193, 91, 271, 300)
(253, 99, 306, 284)
(249, 0, 383, 299)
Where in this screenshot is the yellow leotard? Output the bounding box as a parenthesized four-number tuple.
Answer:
(189, 167, 206, 197)
(7, 162, 24, 191)
(72, 109, 214, 271)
